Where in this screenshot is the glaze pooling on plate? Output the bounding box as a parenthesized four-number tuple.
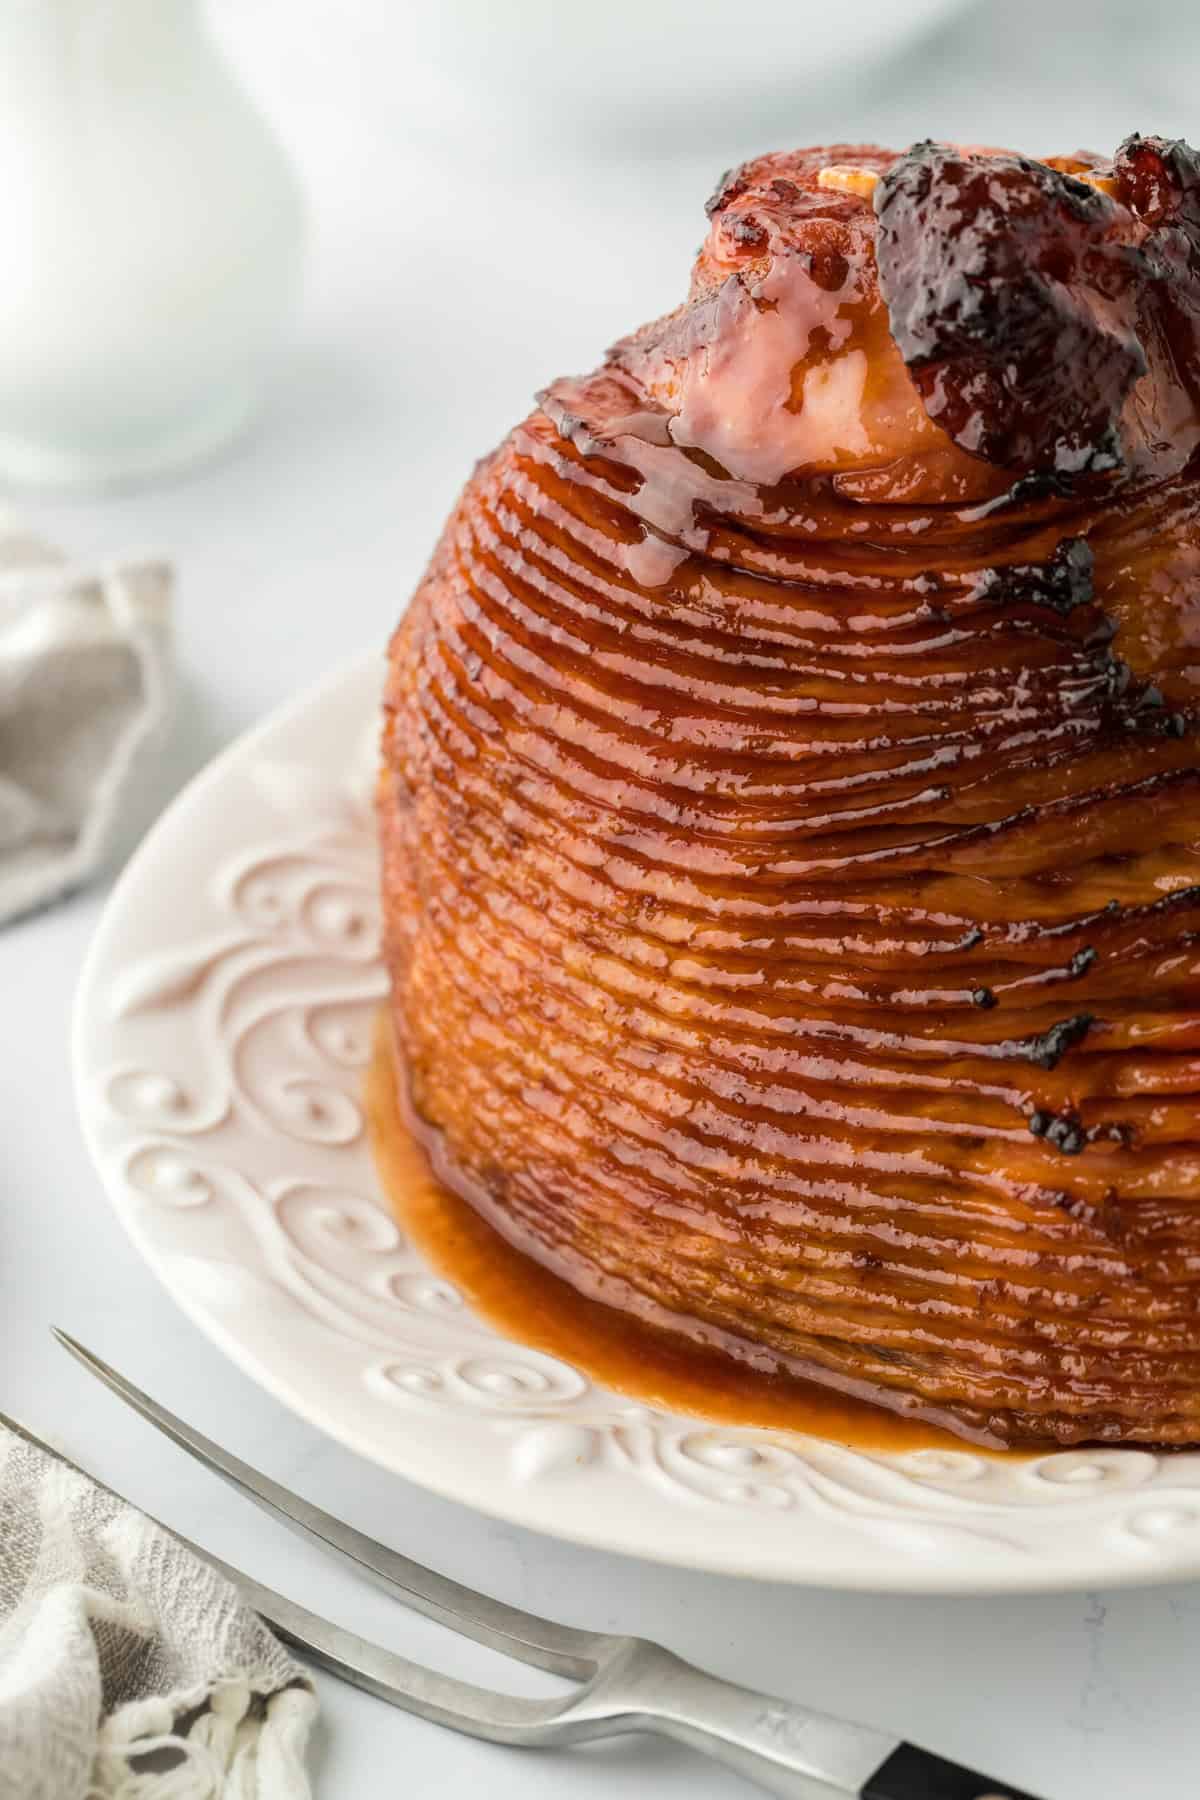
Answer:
(73, 658, 1200, 1591)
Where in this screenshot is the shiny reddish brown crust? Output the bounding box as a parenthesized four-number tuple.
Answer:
(381, 140, 1200, 1448)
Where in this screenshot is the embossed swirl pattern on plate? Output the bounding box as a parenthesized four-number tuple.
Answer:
(75, 661, 1200, 1584)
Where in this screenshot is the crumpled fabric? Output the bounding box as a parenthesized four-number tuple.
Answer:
(0, 1423, 316, 1800)
(0, 524, 172, 926)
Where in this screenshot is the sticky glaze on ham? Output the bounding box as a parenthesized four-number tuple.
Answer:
(380, 139, 1200, 1448)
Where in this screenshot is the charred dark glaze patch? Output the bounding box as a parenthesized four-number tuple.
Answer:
(1020, 1013, 1096, 1071)
(1029, 1109, 1088, 1154)
(975, 537, 1095, 615)
(874, 142, 1146, 476)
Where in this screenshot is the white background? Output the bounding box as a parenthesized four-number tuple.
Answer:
(4, 3, 1200, 1795)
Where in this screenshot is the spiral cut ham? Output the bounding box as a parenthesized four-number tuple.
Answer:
(381, 137, 1200, 1447)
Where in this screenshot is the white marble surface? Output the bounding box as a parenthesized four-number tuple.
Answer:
(4, 3, 1200, 1794)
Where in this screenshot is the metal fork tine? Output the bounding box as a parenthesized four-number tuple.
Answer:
(6, 1404, 960, 1798)
(52, 1329, 611, 1679)
(0, 1410, 582, 1744)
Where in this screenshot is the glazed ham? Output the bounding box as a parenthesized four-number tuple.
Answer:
(380, 138, 1200, 1447)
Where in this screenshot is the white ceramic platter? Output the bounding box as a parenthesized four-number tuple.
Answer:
(74, 655, 1200, 1594)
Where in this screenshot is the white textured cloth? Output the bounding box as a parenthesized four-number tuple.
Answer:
(0, 524, 173, 926)
(0, 1423, 316, 1800)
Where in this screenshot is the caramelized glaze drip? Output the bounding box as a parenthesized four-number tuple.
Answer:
(380, 138, 1200, 1448)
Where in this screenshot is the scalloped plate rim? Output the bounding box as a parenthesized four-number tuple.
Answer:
(71, 650, 1200, 1595)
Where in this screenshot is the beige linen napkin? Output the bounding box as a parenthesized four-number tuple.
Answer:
(0, 525, 172, 926)
(0, 1423, 316, 1800)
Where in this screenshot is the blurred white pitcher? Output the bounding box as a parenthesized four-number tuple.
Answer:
(0, 0, 303, 489)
